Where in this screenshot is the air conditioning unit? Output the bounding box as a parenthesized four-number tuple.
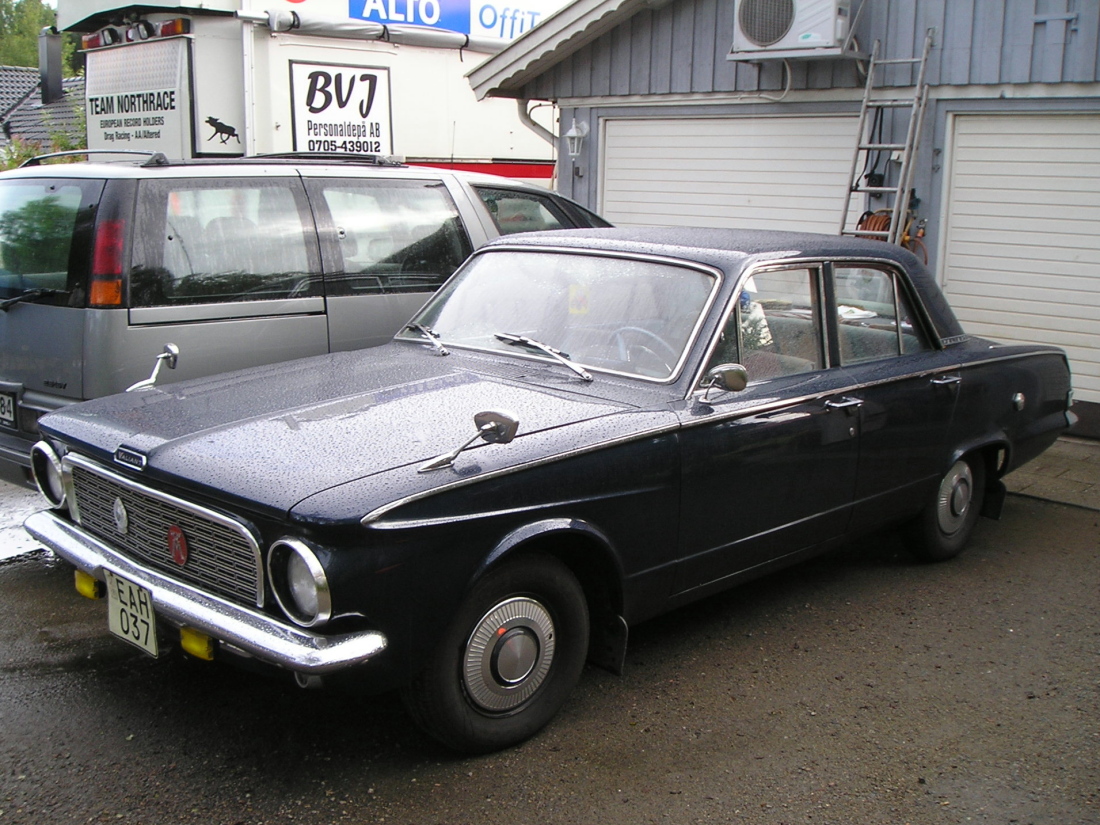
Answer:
(729, 0, 854, 60)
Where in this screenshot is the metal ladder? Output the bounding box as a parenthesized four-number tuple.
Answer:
(839, 29, 934, 246)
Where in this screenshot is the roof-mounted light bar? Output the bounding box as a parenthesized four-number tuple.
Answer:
(81, 17, 191, 50)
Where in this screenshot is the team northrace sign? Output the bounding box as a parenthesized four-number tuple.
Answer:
(290, 62, 393, 156)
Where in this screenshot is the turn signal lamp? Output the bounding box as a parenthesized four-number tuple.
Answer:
(90, 219, 125, 307)
(75, 570, 105, 600)
(180, 626, 216, 661)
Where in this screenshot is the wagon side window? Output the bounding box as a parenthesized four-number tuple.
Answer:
(312, 178, 473, 296)
(130, 178, 319, 307)
(833, 266, 929, 364)
(707, 267, 825, 381)
(474, 187, 570, 235)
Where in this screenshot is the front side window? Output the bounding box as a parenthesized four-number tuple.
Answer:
(707, 268, 825, 381)
(129, 179, 318, 307)
(0, 178, 96, 305)
(404, 250, 717, 380)
(475, 187, 569, 235)
(314, 178, 472, 296)
(833, 266, 929, 363)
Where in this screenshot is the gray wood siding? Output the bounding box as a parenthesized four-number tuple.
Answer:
(523, 0, 1100, 101)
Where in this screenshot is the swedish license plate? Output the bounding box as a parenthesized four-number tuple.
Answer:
(0, 392, 14, 428)
(104, 571, 159, 657)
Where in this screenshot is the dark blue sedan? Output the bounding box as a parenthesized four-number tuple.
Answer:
(26, 228, 1074, 752)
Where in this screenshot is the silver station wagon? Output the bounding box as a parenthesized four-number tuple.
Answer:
(0, 153, 608, 484)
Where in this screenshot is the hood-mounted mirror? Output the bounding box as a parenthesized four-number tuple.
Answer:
(419, 410, 519, 473)
(126, 343, 180, 392)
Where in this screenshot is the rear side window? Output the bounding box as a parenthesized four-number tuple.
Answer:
(311, 178, 473, 297)
(474, 187, 570, 235)
(0, 178, 101, 306)
(129, 178, 320, 307)
(833, 266, 929, 363)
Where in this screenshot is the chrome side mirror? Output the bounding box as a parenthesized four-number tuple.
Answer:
(126, 343, 180, 392)
(419, 410, 519, 473)
(701, 363, 748, 400)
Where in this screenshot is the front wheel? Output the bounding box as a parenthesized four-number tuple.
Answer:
(402, 554, 589, 753)
(906, 456, 986, 562)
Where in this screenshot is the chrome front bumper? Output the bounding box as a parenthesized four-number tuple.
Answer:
(24, 510, 388, 674)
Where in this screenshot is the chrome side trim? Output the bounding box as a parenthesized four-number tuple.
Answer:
(362, 422, 681, 526)
(62, 453, 265, 607)
(24, 510, 386, 674)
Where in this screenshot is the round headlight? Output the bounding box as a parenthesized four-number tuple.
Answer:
(30, 441, 66, 509)
(267, 539, 331, 627)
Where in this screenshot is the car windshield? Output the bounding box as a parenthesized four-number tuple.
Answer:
(402, 249, 717, 380)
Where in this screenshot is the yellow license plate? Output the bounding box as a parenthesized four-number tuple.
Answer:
(104, 571, 159, 657)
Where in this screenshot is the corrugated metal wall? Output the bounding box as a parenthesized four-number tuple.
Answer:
(522, 0, 1100, 101)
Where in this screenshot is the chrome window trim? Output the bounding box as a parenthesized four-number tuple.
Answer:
(61, 452, 265, 607)
(687, 254, 948, 398)
(400, 245, 723, 386)
(688, 261, 828, 396)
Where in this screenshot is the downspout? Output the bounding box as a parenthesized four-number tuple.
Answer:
(517, 99, 554, 145)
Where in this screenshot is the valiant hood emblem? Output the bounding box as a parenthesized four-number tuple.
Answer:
(114, 446, 148, 470)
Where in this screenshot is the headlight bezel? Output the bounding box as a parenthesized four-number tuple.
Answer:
(30, 440, 67, 510)
(267, 538, 332, 628)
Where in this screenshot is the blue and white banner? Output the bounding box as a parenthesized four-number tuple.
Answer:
(276, 0, 569, 40)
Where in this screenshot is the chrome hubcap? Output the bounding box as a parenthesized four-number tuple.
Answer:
(463, 597, 555, 712)
(936, 460, 973, 534)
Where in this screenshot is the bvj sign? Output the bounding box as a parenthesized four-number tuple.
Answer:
(290, 62, 393, 156)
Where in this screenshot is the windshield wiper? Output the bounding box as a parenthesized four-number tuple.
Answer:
(494, 332, 592, 382)
(0, 288, 66, 312)
(405, 323, 449, 356)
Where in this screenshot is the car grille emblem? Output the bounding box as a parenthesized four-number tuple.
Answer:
(112, 497, 129, 535)
(168, 525, 189, 566)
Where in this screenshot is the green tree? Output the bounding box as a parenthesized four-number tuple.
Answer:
(0, 0, 54, 67)
(0, 0, 81, 73)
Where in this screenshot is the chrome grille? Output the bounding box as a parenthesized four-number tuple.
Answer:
(67, 457, 263, 607)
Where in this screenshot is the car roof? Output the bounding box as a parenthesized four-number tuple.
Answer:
(0, 152, 554, 191)
(482, 226, 966, 342)
(485, 226, 922, 266)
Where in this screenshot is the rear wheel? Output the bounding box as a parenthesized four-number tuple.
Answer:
(402, 554, 589, 753)
(906, 456, 986, 562)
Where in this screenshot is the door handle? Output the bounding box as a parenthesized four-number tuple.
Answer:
(825, 397, 863, 413)
(931, 374, 961, 386)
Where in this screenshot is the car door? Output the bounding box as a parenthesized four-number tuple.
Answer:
(829, 263, 960, 534)
(673, 265, 862, 601)
(97, 174, 328, 397)
(305, 176, 475, 352)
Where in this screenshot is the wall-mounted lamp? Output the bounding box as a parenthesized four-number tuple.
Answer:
(564, 119, 589, 159)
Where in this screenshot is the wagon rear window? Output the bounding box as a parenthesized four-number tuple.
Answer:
(0, 179, 91, 304)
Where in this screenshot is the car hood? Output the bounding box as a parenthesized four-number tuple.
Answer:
(40, 345, 664, 517)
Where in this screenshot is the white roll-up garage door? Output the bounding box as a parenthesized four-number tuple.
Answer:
(941, 113, 1100, 403)
(599, 115, 858, 234)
